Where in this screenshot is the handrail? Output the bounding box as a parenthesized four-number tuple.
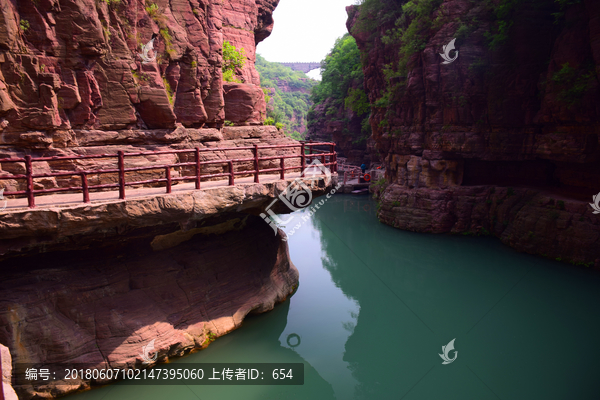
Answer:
(0, 141, 337, 209)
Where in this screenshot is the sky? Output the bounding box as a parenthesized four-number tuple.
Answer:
(256, 0, 357, 78)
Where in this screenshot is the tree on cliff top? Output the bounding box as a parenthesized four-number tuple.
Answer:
(309, 34, 371, 140)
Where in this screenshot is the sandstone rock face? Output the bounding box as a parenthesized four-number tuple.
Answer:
(0, 171, 336, 399)
(0, 173, 337, 257)
(349, 0, 600, 266)
(307, 97, 375, 166)
(0, 125, 298, 195)
(0, 0, 276, 132)
(1, 344, 18, 400)
(1, 215, 298, 399)
(223, 82, 267, 124)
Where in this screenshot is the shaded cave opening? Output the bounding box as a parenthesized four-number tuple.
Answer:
(462, 159, 598, 201)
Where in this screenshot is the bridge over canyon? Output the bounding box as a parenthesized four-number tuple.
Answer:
(278, 62, 321, 73)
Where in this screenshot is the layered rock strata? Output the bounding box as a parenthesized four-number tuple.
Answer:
(1, 215, 297, 399)
(0, 172, 336, 399)
(0, 125, 299, 194)
(348, 0, 600, 266)
(0, 0, 276, 132)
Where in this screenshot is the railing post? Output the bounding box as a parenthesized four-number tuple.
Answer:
(280, 157, 285, 180)
(165, 166, 171, 193)
(195, 147, 201, 189)
(253, 144, 259, 183)
(25, 155, 35, 208)
(81, 173, 90, 203)
(308, 140, 312, 162)
(300, 142, 305, 177)
(229, 161, 234, 186)
(118, 151, 125, 200)
(331, 144, 336, 173)
(321, 154, 325, 172)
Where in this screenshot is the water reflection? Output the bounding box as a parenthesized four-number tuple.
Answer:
(66, 194, 600, 400)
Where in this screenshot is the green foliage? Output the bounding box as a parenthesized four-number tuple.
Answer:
(102, 0, 121, 5)
(203, 332, 217, 346)
(19, 19, 30, 32)
(275, 122, 283, 130)
(309, 34, 370, 143)
(163, 78, 174, 105)
(311, 35, 364, 105)
(145, 2, 160, 18)
(372, 177, 388, 192)
(222, 41, 246, 82)
(551, 62, 594, 108)
(345, 87, 370, 115)
(483, 0, 521, 49)
(255, 54, 316, 140)
(224, 120, 234, 126)
(552, 0, 582, 22)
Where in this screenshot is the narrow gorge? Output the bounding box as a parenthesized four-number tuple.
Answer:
(0, 0, 336, 398)
(338, 0, 599, 267)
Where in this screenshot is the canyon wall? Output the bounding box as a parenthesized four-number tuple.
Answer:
(307, 34, 376, 166)
(0, 0, 275, 134)
(1, 214, 298, 399)
(347, 0, 600, 266)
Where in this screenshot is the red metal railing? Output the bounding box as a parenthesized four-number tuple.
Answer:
(0, 141, 337, 209)
(337, 159, 362, 185)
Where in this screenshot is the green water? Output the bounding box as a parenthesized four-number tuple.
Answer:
(67, 195, 599, 400)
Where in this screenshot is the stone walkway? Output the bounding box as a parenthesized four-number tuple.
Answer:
(2, 172, 307, 211)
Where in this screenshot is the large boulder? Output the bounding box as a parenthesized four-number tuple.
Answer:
(223, 82, 266, 124)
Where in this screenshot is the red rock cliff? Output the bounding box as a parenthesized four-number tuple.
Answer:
(348, 0, 600, 267)
(0, 0, 276, 132)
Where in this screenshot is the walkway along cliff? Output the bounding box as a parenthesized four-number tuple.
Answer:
(347, 0, 600, 267)
(0, 0, 340, 398)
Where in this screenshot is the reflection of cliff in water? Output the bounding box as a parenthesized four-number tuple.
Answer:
(167, 298, 337, 400)
(311, 196, 433, 400)
(0, 214, 300, 399)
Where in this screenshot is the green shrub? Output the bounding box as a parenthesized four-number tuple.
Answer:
(551, 62, 594, 108)
(19, 19, 30, 32)
(163, 78, 174, 105)
(145, 2, 159, 18)
(222, 41, 246, 82)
